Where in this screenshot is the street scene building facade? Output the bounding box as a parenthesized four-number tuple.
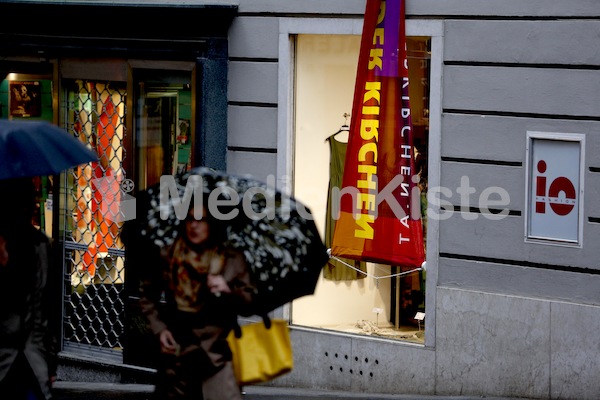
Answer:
(0, 1, 599, 399)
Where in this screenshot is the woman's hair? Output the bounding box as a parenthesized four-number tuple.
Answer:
(201, 205, 228, 247)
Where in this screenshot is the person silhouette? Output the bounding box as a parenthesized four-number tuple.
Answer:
(0, 178, 59, 400)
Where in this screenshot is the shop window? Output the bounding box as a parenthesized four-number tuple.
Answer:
(62, 80, 127, 352)
(134, 71, 193, 192)
(292, 35, 430, 344)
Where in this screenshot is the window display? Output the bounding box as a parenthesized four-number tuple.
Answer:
(292, 34, 430, 343)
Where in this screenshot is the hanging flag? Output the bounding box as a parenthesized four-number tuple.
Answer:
(331, 0, 425, 267)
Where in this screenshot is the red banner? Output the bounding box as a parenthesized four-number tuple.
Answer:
(331, 0, 425, 267)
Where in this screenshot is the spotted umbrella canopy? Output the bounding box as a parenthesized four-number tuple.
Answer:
(136, 167, 330, 315)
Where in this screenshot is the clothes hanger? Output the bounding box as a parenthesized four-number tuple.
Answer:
(326, 113, 350, 142)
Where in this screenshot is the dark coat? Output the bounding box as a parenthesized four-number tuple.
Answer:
(139, 239, 256, 398)
(0, 227, 58, 400)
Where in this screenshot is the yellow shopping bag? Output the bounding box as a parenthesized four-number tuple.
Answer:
(226, 318, 293, 385)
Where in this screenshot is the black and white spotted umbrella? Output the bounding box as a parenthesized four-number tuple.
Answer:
(135, 167, 329, 314)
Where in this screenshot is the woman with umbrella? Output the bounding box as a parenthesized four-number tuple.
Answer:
(137, 200, 257, 400)
(130, 167, 329, 398)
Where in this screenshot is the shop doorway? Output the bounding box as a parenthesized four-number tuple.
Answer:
(58, 64, 195, 363)
(124, 69, 194, 367)
(133, 70, 194, 191)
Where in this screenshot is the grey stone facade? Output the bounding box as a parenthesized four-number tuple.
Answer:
(226, 1, 600, 399)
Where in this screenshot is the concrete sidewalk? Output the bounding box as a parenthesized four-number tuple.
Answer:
(53, 381, 535, 400)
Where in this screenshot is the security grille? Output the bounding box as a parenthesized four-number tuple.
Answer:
(61, 80, 128, 355)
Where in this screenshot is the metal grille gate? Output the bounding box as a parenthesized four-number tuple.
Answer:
(61, 80, 128, 356)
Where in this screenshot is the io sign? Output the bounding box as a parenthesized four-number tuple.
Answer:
(526, 131, 585, 245)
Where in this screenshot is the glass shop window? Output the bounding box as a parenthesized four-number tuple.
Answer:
(64, 80, 127, 289)
(292, 35, 430, 344)
(134, 70, 193, 192)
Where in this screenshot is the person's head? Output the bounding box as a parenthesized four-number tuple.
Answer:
(184, 206, 210, 245)
(183, 203, 227, 248)
(0, 177, 36, 236)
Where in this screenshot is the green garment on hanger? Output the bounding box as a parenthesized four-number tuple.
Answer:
(324, 134, 367, 281)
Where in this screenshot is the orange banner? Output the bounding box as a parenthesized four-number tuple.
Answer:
(331, 0, 425, 267)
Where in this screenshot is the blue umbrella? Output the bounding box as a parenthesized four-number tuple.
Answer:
(0, 120, 98, 180)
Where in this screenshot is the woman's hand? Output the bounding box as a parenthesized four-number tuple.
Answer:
(207, 274, 231, 296)
(158, 329, 179, 355)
